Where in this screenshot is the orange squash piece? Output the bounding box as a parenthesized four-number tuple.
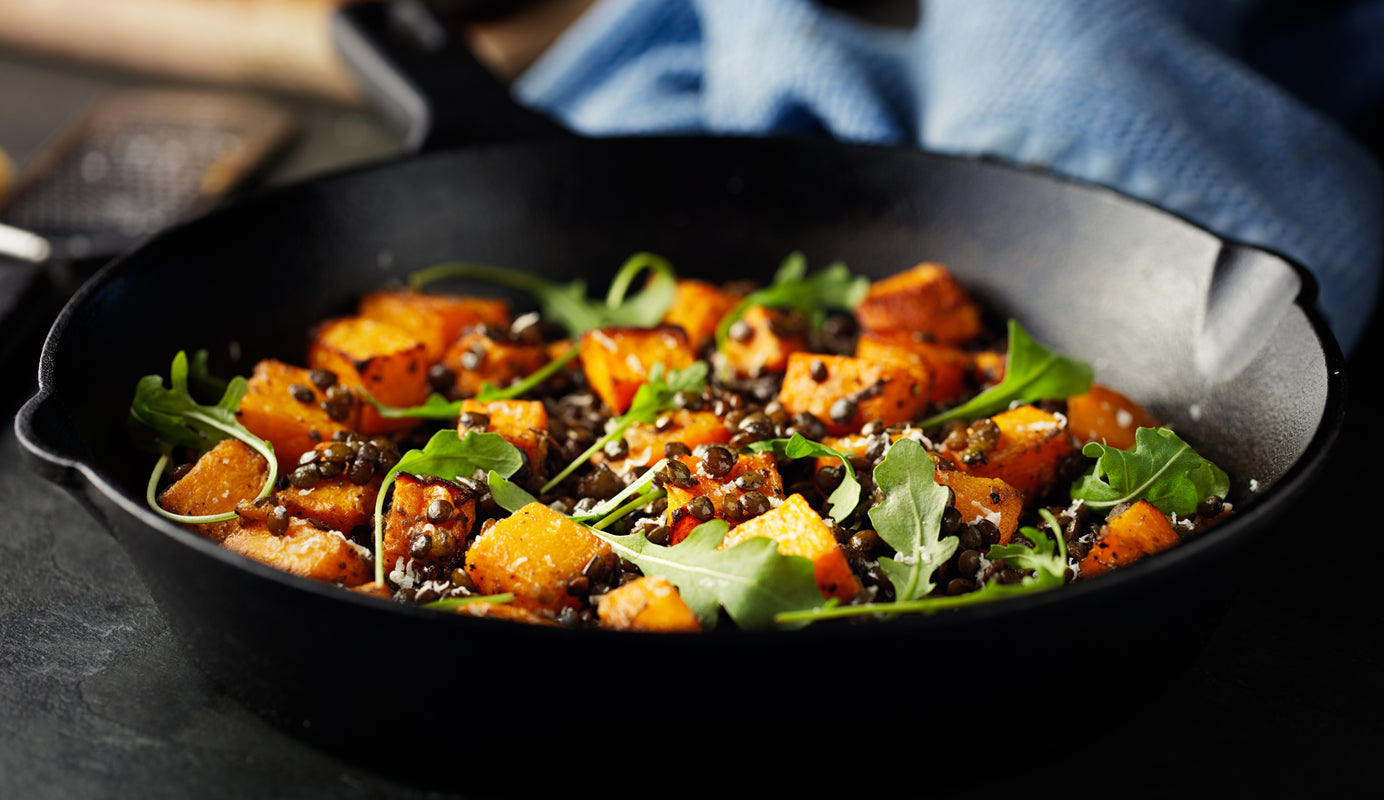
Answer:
(464, 501, 613, 612)
(1079, 499, 1181, 577)
(453, 601, 563, 627)
(1066, 383, 1160, 450)
(719, 493, 862, 601)
(307, 316, 430, 436)
(934, 468, 1023, 546)
(382, 472, 478, 574)
(662, 279, 739, 351)
(718, 305, 808, 378)
(776, 352, 932, 435)
(941, 405, 1077, 501)
(442, 328, 550, 399)
(664, 451, 785, 544)
(596, 575, 703, 633)
(359, 288, 510, 362)
(275, 457, 382, 535)
(457, 398, 551, 474)
(159, 438, 271, 543)
(592, 409, 731, 470)
(222, 517, 373, 586)
(854, 262, 983, 344)
(578, 325, 697, 414)
(236, 359, 356, 474)
(854, 331, 973, 408)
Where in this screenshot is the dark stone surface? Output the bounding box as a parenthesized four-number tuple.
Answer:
(2, 42, 1380, 800)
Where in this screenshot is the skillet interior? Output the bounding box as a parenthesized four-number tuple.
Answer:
(18, 135, 1343, 777)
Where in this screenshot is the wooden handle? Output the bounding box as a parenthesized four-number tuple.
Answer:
(0, 0, 366, 104)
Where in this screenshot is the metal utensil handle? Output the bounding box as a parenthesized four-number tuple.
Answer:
(331, 0, 568, 153)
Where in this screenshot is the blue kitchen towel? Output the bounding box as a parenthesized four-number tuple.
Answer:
(513, 0, 1384, 354)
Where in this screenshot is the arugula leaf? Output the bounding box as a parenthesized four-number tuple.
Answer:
(714, 252, 869, 347)
(1071, 427, 1229, 516)
(130, 351, 278, 525)
(918, 319, 1092, 428)
(487, 469, 540, 514)
(746, 434, 861, 524)
(366, 392, 465, 420)
(774, 509, 1069, 624)
(540, 361, 708, 494)
(592, 520, 824, 631)
(409, 252, 677, 338)
(869, 437, 956, 602)
(372, 429, 525, 585)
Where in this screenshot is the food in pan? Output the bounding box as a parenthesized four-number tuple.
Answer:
(129, 253, 1232, 632)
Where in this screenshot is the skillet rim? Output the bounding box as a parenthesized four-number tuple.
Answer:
(14, 132, 1350, 640)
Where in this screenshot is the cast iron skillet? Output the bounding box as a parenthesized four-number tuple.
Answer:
(13, 0, 1346, 783)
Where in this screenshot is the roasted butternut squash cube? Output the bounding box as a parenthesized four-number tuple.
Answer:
(1079, 499, 1181, 577)
(236, 359, 356, 474)
(597, 575, 702, 633)
(382, 472, 478, 575)
(719, 493, 861, 601)
(275, 441, 385, 534)
(941, 405, 1077, 501)
(159, 437, 271, 543)
(308, 316, 430, 436)
(464, 501, 613, 612)
(1066, 383, 1160, 450)
(854, 331, 973, 408)
(359, 288, 510, 362)
(443, 328, 550, 398)
(592, 409, 731, 470)
(457, 398, 550, 475)
(854, 262, 983, 344)
(662, 279, 739, 351)
(222, 516, 373, 586)
(777, 352, 932, 435)
(934, 467, 1023, 546)
(664, 451, 785, 545)
(718, 305, 808, 378)
(579, 325, 696, 414)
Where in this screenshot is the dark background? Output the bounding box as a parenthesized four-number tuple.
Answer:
(1, 11, 1381, 798)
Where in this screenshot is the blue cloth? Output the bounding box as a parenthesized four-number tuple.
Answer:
(513, 0, 1384, 354)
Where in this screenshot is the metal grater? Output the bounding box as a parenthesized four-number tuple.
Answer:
(1, 89, 296, 261)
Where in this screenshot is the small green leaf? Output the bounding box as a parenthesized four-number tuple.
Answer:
(487, 470, 540, 514)
(129, 351, 277, 526)
(1071, 427, 1230, 516)
(592, 520, 823, 631)
(869, 438, 956, 602)
(747, 434, 861, 523)
(373, 430, 525, 585)
(919, 319, 1092, 428)
(714, 252, 869, 347)
(409, 252, 677, 338)
(366, 392, 464, 420)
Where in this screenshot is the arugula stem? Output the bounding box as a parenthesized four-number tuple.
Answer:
(476, 346, 579, 402)
(542, 420, 632, 495)
(408, 261, 552, 295)
(590, 488, 666, 531)
(421, 593, 515, 611)
(604, 252, 674, 309)
(145, 414, 278, 526)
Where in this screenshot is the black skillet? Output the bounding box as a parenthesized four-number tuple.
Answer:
(13, 0, 1346, 783)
